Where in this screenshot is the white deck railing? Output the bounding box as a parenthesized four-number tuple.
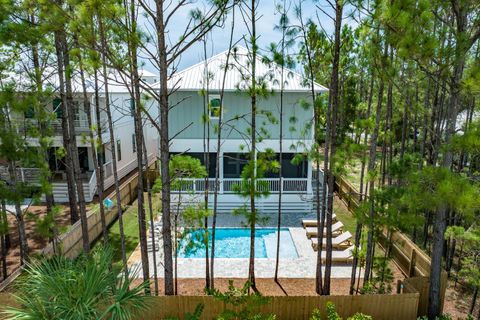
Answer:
(0, 167, 41, 183)
(171, 178, 309, 194)
(88, 169, 97, 198)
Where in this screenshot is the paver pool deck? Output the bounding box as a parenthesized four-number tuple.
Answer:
(129, 227, 355, 279)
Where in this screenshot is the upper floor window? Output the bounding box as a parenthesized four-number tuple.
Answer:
(116, 139, 122, 161)
(209, 95, 221, 120)
(53, 98, 62, 119)
(73, 101, 81, 122)
(129, 99, 135, 117)
(24, 105, 35, 119)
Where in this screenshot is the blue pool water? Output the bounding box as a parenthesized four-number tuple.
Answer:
(177, 228, 298, 259)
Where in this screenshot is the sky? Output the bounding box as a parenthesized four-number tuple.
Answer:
(138, 1, 356, 73)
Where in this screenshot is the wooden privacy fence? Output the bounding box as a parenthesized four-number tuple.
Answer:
(334, 175, 448, 317)
(377, 230, 433, 278)
(334, 175, 443, 278)
(140, 294, 420, 320)
(402, 275, 448, 317)
(335, 176, 361, 211)
(42, 160, 158, 259)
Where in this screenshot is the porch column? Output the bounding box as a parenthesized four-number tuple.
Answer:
(307, 160, 313, 194)
(219, 151, 224, 194)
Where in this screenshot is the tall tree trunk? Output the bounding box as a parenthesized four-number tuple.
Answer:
(471, 286, 479, 316)
(132, 71, 150, 293)
(210, 7, 235, 288)
(103, 11, 128, 274)
(363, 47, 385, 285)
(202, 39, 211, 289)
(0, 200, 7, 279)
(274, 3, 287, 282)
(55, 24, 90, 252)
(382, 50, 393, 186)
(30, 32, 55, 214)
(400, 94, 409, 160)
(428, 39, 466, 320)
(419, 78, 431, 169)
(350, 74, 374, 295)
(53, 29, 78, 225)
(248, 0, 257, 289)
(323, 0, 343, 295)
(76, 41, 108, 245)
(13, 205, 28, 265)
(297, 2, 323, 294)
(5, 157, 29, 264)
(143, 134, 159, 295)
(155, 0, 174, 295)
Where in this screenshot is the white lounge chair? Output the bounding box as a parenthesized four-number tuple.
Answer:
(305, 221, 344, 238)
(320, 245, 355, 262)
(302, 214, 337, 228)
(311, 231, 353, 250)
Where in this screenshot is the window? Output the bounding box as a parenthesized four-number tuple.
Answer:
(116, 140, 122, 161)
(73, 101, 81, 122)
(132, 134, 136, 153)
(24, 105, 35, 119)
(169, 152, 217, 178)
(281, 153, 308, 178)
(223, 153, 248, 178)
(129, 99, 135, 117)
(97, 145, 106, 165)
(52, 98, 63, 119)
(263, 153, 308, 178)
(209, 95, 221, 119)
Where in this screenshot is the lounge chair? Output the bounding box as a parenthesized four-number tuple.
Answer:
(305, 221, 344, 238)
(311, 231, 353, 250)
(321, 245, 355, 262)
(302, 214, 337, 227)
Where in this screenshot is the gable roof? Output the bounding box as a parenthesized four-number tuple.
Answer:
(161, 46, 328, 93)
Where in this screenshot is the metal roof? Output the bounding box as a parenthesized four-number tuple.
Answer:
(160, 46, 328, 93)
(3, 68, 155, 94)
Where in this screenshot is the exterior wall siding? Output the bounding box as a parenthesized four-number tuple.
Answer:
(169, 91, 314, 141)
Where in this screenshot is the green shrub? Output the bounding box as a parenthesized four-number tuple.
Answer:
(207, 280, 275, 320)
(309, 302, 373, 320)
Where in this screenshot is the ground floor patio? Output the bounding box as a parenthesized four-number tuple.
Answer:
(128, 227, 355, 279)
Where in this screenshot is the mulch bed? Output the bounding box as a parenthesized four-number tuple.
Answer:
(1, 205, 72, 280)
(133, 277, 392, 296)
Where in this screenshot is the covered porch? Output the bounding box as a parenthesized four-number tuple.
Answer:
(169, 152, 314, 213)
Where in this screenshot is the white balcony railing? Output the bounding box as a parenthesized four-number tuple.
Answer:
(103, 161, 113, 179)
(171, 178, 309, 194)
(14, 118, 108, 134)
(0, 167, 41, 183)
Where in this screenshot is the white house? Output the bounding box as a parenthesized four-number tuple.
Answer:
(162, 47, 328, 214)
(0, 70, 159, 202)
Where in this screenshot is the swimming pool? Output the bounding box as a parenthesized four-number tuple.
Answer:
(177, 228, 298, 259)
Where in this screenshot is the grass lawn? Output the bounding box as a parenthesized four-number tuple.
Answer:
(333, 196, 357, 236)
(95, 193, 161, 269)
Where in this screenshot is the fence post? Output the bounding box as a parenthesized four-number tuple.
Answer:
(396, 280, 402, 294)
(128, 183, 132, 204)
(409, 249, 417, 277)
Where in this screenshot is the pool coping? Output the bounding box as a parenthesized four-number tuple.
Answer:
(132, 227, 355, 279)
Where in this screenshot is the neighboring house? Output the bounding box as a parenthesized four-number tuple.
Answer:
(164, 47, 328, 213)
(0, 70, 159, 202)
